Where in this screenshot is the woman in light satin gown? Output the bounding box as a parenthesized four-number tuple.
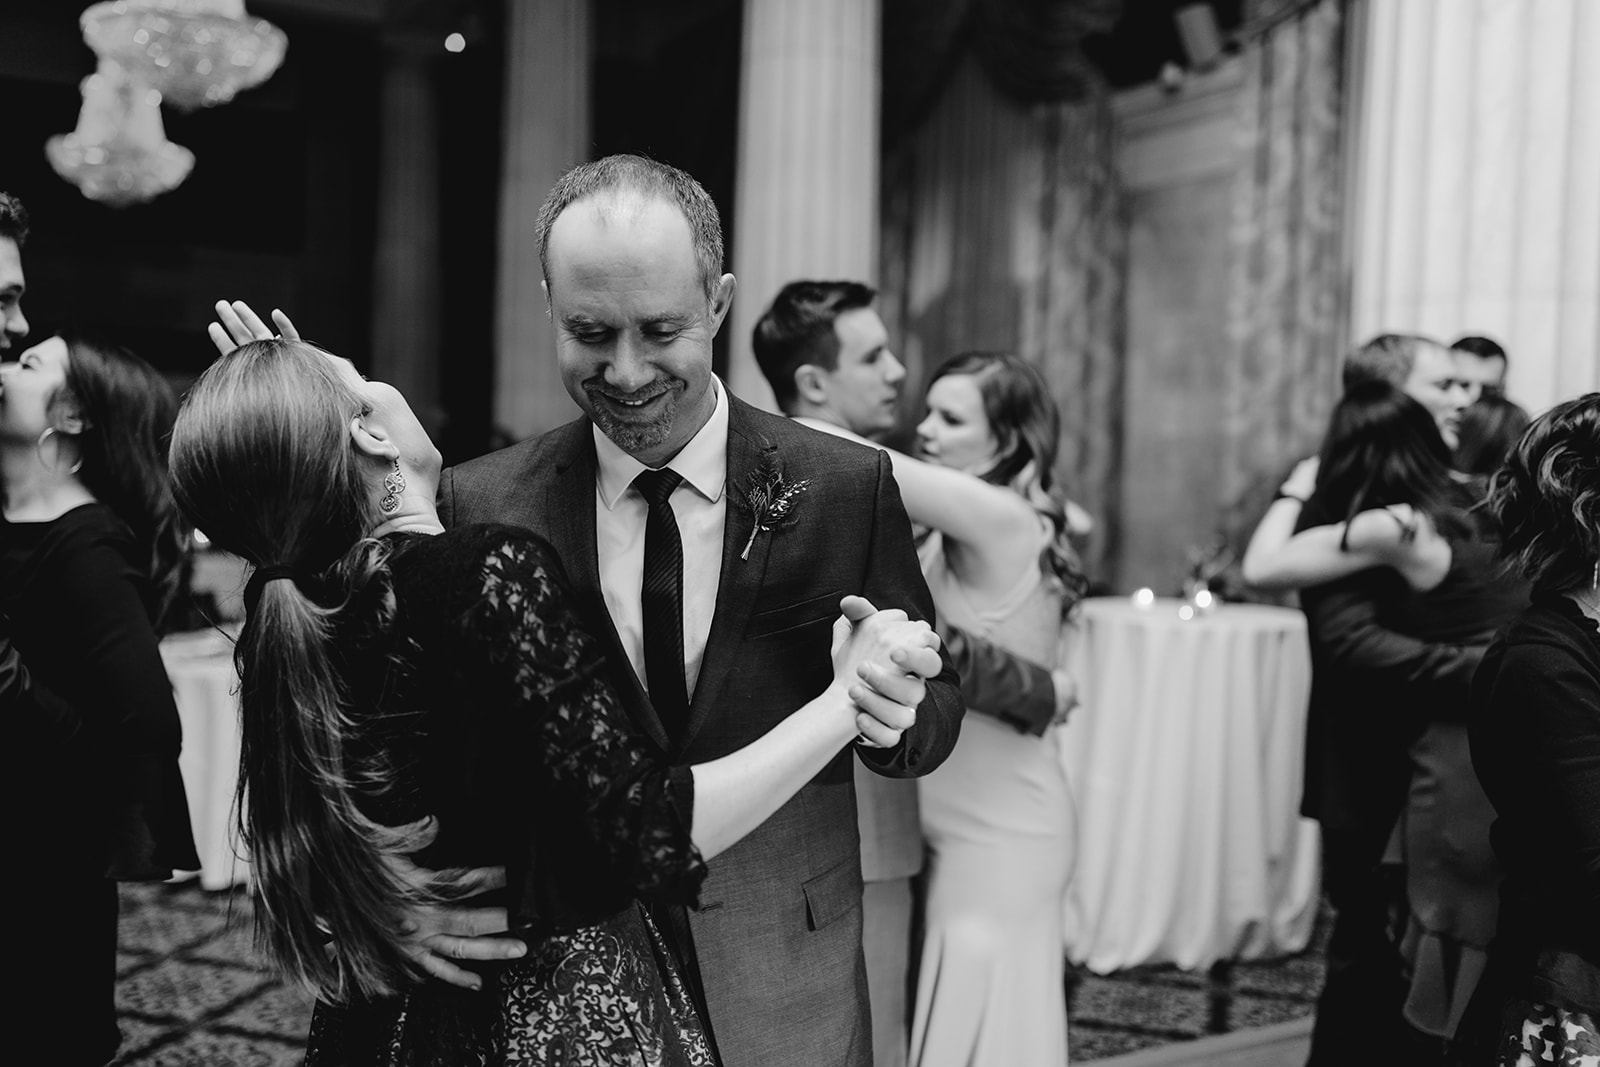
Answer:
(898, 352, 1089, 1067)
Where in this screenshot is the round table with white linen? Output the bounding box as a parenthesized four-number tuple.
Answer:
(1059, 596, 1320, 973)
(161, 627, 248, 890)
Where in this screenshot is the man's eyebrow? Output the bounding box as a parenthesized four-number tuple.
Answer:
(558, 312, 606, 329)
(641, 313, 693, 329)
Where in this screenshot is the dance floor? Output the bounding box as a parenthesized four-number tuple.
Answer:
(107, 881, 1325, 1064)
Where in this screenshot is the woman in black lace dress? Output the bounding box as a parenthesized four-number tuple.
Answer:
(167, 337, 939, 1066)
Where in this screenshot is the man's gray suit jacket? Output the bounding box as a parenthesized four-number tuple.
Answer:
(438, 394, 964, 1067)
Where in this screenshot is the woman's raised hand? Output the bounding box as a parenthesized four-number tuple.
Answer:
(207, 299, 301, 356)
(830, 595, 943, 747)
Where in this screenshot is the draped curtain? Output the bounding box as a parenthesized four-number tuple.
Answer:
(1348, 0, 1600, 412)
(1216, 0, 1346, 564)
(880, 0, 1124, 581)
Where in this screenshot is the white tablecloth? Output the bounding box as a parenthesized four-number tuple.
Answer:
(1059, 597, 1320, 973)
(161, 628, 248, 890)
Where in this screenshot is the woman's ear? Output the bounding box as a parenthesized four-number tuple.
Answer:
(348, 415, 399, 461)
(48, 392, 88, 436)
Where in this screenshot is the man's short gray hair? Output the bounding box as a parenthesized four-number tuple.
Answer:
(535, 154, 724, 300)
(1343, 333, 1441, 392)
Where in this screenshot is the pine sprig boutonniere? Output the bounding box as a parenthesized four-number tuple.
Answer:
(739, 454, 810, 560)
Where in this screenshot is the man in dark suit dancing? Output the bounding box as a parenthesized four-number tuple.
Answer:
(437, 155, 964, 1067)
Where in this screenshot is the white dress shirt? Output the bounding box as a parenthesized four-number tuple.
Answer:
(593, 376, 729, 700)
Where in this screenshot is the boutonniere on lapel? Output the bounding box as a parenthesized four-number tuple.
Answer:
(738, 452, 811, 560)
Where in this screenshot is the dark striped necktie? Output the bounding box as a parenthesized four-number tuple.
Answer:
(633, 467, 688, 739)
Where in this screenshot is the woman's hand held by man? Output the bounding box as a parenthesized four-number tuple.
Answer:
(831, 595, 942, 748)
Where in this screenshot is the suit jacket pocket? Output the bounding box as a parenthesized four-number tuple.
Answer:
(745, 591, 841, 639)
(802, 858, 863, 932)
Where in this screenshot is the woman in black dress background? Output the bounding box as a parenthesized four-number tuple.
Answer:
(0, 332, 199, 1065)
(168, 336, 941, 1065)
(1459, 393, 1600, 1064)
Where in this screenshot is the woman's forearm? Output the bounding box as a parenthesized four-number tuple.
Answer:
(882, 447, 1037, 553)
(687, 684, 857, 860)
(1241, 496, 1308, 589)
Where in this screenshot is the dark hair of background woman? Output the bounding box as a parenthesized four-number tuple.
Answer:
(56, 331, 190, 632)
(1312, 379, 1471, 546)
(926, 350, 1090, 614)
(1483, 392, 1600, 596)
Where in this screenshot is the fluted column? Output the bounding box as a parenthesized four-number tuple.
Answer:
(1348, 0, 1599, 410)
(728, 0, 880, 409)
(371, 38, 442, 435)
(493, 0, 590, 441)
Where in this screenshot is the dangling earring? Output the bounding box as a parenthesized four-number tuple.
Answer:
(379, 458, 406, 514)
(35, 427, 84, 475)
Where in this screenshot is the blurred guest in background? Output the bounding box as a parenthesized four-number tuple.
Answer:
(1, 331, 199, 1065)
(171, 334, 941, 1064)
(1459, 393, 1600, 1065)
(0, 191, 81, 785)
(906, 351, 1088, 1067)
(752, 281, 1076, 1067)
(0, 192, 30, 352)
(1451, 335, 1510, 402)
(1244, 379, 1527, 1060)
(1455, 393, 1531, 477)
(1243, 333, 1484, 1065)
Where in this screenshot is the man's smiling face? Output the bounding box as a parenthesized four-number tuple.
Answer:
(544, 195, 733, 468)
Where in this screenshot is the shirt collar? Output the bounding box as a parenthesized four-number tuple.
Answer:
(793, 415, 878, 448)
(595, 375, 729, 510)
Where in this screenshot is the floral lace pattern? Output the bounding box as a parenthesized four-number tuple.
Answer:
(499, 903, 716, 1066)
(475, 534, 706, 901)
(302, 526, 712, 1065)
(1500, 1002, 1600, 1066)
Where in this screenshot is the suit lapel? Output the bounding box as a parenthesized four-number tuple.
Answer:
(680, 398, 775, 754)
(546, 424, 672, 754)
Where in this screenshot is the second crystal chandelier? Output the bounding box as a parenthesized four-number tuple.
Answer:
(47, 0, 288, 207)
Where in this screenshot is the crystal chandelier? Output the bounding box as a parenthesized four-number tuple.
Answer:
(46, 61, 195, 208)
(80, 0, 287, 111)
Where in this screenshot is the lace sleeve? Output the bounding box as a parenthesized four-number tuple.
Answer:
(468, 533, 706, 907)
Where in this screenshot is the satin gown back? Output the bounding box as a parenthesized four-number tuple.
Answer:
(911, 532, 1077, 1067)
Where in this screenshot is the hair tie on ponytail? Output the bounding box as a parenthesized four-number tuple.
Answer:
(244, 564, 302, 615)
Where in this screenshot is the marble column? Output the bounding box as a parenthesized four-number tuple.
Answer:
(493, 0, 590, 441)
(1348, 0, 1599, 410)
(728, 0, 880, 410)
(370, 37, 443, 436)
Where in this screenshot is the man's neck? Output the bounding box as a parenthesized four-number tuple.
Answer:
(792, 404, 884, 442)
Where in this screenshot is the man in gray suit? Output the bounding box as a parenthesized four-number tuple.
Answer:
(437, 156, 964, 1067)
(751, 279, 1074, 1067)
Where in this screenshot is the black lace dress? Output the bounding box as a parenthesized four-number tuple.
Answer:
(300, 524, 716, 1066)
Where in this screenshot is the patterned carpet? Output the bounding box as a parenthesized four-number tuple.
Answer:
(107, 880, 1325, 1065)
